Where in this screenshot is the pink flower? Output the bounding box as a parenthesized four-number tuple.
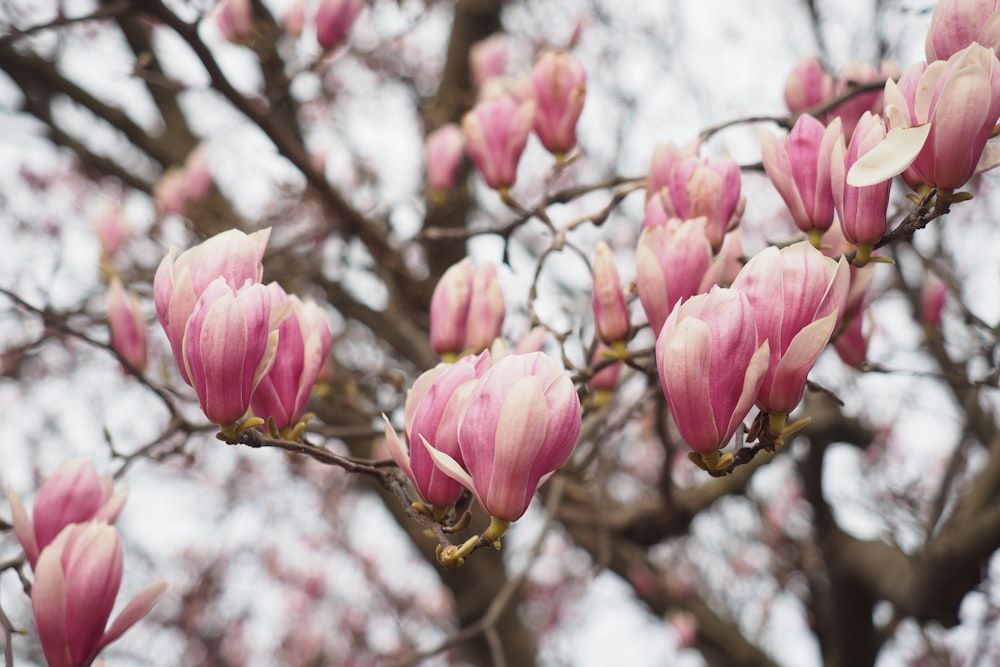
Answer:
(591, 241, 630, 344)
(107, 277, 148, 375)
(588, 344, 621, 394)
(926, 0, 1000, 61)
(461, 97, 536, 192)
(760, 115, 843, 240)
(426, 352, 582, 522)
(731, 242, 850, 415)
(529, 50, 587, 157)
(469, 34, 509, 88)
(93, 207, 129, 259)
(316, 0, 363, 52)
(646, 141, 698, 202)
(635, 213, 714, 335)
(834, 310, 869, 369)
(284, 0, 306, 36)
(425, 124, 466, 198)
(8, 460, 127, 569)
(883, 44, 1000, 190)
(182, 278, 284, 428)
(32, 521, 166, 667)
(831, 111, 891, 262)
(429, 259, 505, 359)
(655, 287, 769, 454)
(830, 61, 896, 139)
(215, 0, 253, 42)
(784, 57, 835, 115)
(384, 352, 493, 509)
(921, 271, 948, 327)
(250, 283, 332, 434)
(154, 228, 270, 385)
(654, 155, 745, 252)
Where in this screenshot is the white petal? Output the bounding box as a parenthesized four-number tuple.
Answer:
(847, 123, 931, 187)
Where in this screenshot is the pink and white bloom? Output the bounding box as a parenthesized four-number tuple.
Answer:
(636, 213, 715, 335)
(654, 155, 745, 252)
(732, 241, 850, 415)
(8, 461, 127, 569)
(591, 241, 630, 344)
(529, 50, 587, 157)
(215, 0, 253, 42)
(93, 207, 129, 259)
(926, 0, 1000, 61)
(384, 352, 493, 509)
(426, 352, 582, 522)
(107, 277, 148, 375)
(655, 287, 770, 454)
(831, 111, 892, 261)
(884, 44, 1000, 190)
(760, 115, 843, 240)
(784, 57, 835, 115)
(834, 310, 870, 369)
(32, 521, 166, 667)
(315, 0, 363, 52)
(429, 258, 505, 359)
(830, 61, 896, 139)
(461, 96, 536, 192)
(425, 123, 466, 197)
(646, 141, 699, 202)
(921, 271, 948, 327)
(154, 228, 270, 384)
(250, 284, 332, 433)
(182, 278, 284, 428)
(469, 34, 509, 88)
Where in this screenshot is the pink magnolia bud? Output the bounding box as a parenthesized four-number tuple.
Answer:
(426, 352, 582, 522)
(655, 287, 770, 454)
(384, 352, 493, 509)
(93, 207, 130, 259)
(316, 0, 363, 52)
(784, 57, 835, 115)
(465, 263, 506, 354)
(152, 168, 186, 215)
(430, 259, 505, 359)
(215, 0, 253, 42)
(732, 241, 850, 415)
(514, 326, 548, 354)
(529, 50, 587, 157)
(831, 61, 894, 139)
(469, 34, 509, 88)
(430, 258, 473, 357)
(107, 277, 148, 375)
(588, 344, 621, 394)
(759, 115, 843, 240)
(591, 242, 630, 345)
(882, 44, 1000, 190)
(921, 271, 948, 327)
(284, 0, 306, 36)
(830, 111, 891, 262)
(926, 0, 1000, 61)
(182, 278, 284, 428)
(7, 460, 127, 569)
(834, 310, 869, 369)
(250, 284, 332, 433)
(32, 521, 166, 667)
(646, 141, 699, 202)
(657, 155, 745, 252)
(154, 228, 270, 385)
(461, 96, 536, 192)
(636, 214, 714, 335)
(425, 123, 466, 198)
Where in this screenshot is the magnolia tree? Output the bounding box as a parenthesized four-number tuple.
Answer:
(2, 0, 1000, 665)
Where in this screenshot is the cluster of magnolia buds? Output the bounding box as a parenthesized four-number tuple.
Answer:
(384, 348, 582, 567)
(153, 228, 332, 441)
(424, 41, 588, 200)
(7, 461, 166, 667)
(216, 0, 363, 53)
(573, 0, 1000, 472)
